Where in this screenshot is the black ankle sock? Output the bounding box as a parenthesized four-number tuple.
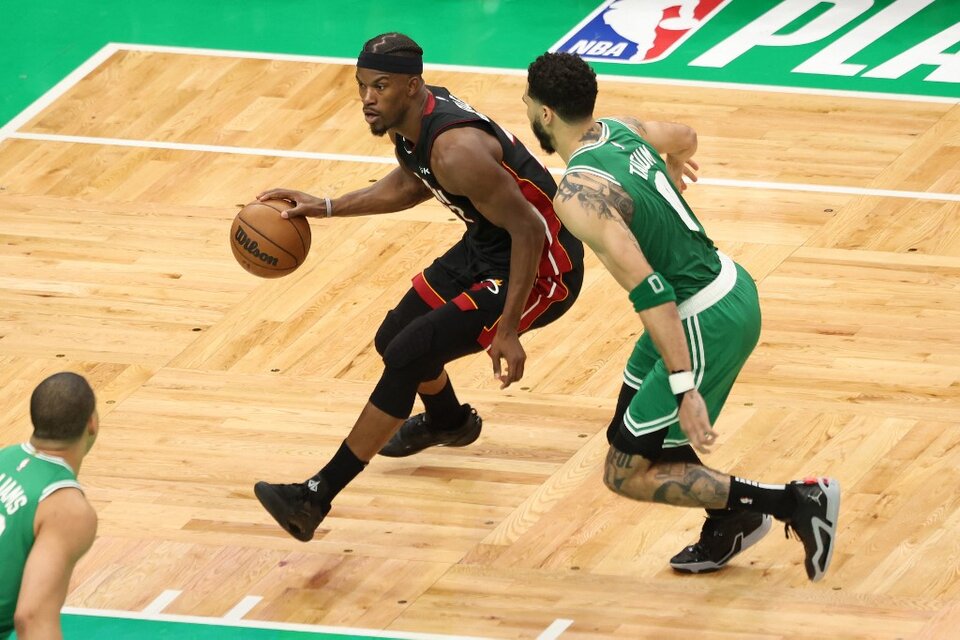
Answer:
(310, 441, 366, 502)
(420, 378, 466, 430)
(728, 476, 796, 520)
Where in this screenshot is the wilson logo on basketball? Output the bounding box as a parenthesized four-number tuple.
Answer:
(234, 227, 279, 266)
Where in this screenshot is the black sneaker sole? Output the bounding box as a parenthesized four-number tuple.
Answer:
(670, 514, 773, 574)
(254, 481, 317, 542)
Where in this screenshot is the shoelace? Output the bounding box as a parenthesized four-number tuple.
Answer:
(416, 413, 433, 427)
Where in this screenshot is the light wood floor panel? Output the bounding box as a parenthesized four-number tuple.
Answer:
(2, 49, 959, 638)
(396, 565, 939, 639)
(17, 50, 955, 192)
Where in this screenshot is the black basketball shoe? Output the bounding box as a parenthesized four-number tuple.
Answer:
(254, 477, 331, 542)
(785, 477, 840, 582)
(378, 405, 482, 457)
(670, 511, 773, 574)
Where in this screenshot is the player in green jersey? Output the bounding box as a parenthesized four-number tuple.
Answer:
(523, 52, 840, 582)
(0, 372, 99, 639)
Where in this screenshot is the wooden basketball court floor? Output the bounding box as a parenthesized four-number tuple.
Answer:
(0, 43, 959, 639)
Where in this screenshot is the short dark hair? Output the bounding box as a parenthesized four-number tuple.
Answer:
(361, 32, 423, 58)
(527, 52, 598, 122)
(30, 372, 96, 441)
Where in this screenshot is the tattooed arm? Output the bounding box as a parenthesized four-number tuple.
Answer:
(617, 117, 696, 157)
(618, 117, 699, 193)
(554, 172, 717, 453)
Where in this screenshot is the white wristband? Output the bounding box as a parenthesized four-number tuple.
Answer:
(668, 371, 695, 394)
(324, 196, 333, 217)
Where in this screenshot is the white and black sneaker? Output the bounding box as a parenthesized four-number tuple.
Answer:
(785, 477, 841, 582)
(670, 511, 773, 573)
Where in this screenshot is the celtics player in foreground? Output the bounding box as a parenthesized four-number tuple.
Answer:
(523, 52, 840, 581)
(0, 372, 98, 639)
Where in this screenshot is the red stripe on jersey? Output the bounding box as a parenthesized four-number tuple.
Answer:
(452, 293, 479, 311)
(412, 271, 446, 309)
(499, 162, 574, 276)
(423, 92, 436, 116)
(477, 273, 570, 349)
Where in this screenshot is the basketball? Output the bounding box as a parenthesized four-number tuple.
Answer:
(230, 199, 312, 278)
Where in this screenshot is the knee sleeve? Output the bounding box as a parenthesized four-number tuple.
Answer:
(375, 288, 433, 356)
(370, 369, 420, 419)
(370, 317, 442, 418)
(374, 310, 405, 357)
(382, 316, 435, 369)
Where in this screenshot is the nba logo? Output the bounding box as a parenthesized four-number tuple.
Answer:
(551, 0, 730, 64)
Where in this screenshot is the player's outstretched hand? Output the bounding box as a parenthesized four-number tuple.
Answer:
(489, 331, 526, 389)
(257, 189, 329, 218)
(665, 157, 699, 193)
(677, 389, 717, 454)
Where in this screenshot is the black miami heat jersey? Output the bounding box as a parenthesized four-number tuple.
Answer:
(394, 86, 583, 281)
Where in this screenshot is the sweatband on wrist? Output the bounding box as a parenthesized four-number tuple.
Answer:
(324, 197, 333, 218)
(669, 371, 695, 407)
(669, 371, 695, 394)
(629, 273, 676, 312)
(357, 51, 423, 75)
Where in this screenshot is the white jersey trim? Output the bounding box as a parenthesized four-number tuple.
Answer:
(677, 251, 738, 319)
(21, 442, 77, 475)
(604, 117, 638, 135)
(563, 166, 622, 187)
(623, 369, 643, 390)
(621, 312, 706, 438)
(39, 480, 84, 502)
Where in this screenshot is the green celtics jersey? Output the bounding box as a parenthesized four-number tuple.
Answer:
(565, 118, 720, 303)
(0, 443, 82, 637)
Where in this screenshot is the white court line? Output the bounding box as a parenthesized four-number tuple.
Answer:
(0, 43, 120, 141)
(9, 131, 396, 165)
(61, 605, 494, 640)
(9, 130, 959, 203)
(537, 618, 574, 640)
(698, 176, 960, 202)
(2, 41, 956, 202)
(141, 589, 182, 614)
(1, 38, 951, 146)
(222, 595, 263, 621)
(116, 42, 959, 105)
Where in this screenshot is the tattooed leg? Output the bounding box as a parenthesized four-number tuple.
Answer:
(603, 446, 730, 508)
(603, 446, 646, 494)
(649, 461, 729, 508)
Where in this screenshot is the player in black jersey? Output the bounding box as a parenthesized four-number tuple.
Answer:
(254, 33, 584, 542)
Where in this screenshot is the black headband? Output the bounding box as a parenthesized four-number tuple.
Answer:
(357, 51, 423, 75)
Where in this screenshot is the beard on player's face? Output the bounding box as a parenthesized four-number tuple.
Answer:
(531, 118, 556, 155)
(369, 103, 408, 137)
